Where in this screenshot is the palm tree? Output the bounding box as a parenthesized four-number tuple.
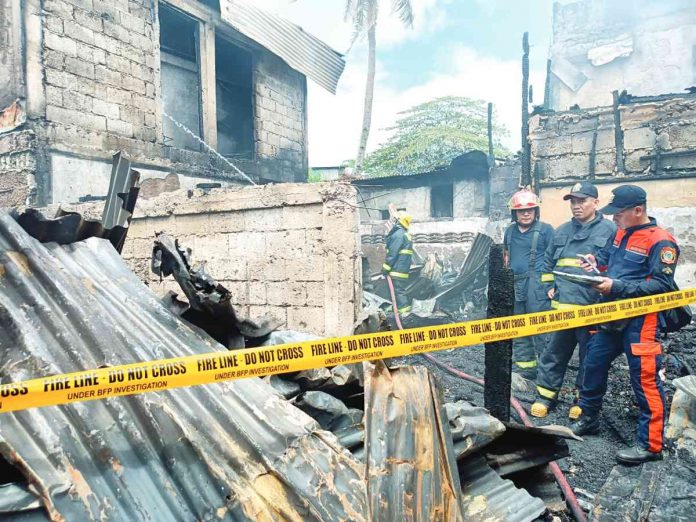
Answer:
(344, 0, 413, 174)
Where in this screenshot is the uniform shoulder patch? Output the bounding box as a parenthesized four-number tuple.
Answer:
(660, 246, 677, 264)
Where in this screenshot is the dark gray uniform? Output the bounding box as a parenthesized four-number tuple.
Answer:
(383, 224, 413, 313)
(536, 213, 616, 401)
(504, 221, 554, 376)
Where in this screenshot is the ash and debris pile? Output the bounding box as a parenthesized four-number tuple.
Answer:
(362, 234, 493, 331)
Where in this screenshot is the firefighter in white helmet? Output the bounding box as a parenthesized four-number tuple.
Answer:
(503, 189, 554, 379)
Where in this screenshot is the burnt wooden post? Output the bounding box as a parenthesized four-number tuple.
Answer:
(484, 243, 514, 421)
(520, 32, 531, 187)
(612, 90, 625, 173)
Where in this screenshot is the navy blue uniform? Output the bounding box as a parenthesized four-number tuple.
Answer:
(579, 218, 678, 452)
(383, 224, 413, 313)
(504, 221, 554, 374)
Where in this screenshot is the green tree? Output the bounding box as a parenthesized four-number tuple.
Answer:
(344, 0, 414, 174)
(363, 96, 509, 177)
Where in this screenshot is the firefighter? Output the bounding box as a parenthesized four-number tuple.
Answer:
(530, 182, 616, 418)
(504, 189, 554, 379)
(571, 185, 679, 464)
(382, 210, 414, 315)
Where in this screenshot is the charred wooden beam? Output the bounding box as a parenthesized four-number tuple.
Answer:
(484, 244, 514, 421)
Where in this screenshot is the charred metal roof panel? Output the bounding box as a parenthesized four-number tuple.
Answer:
(364, 362, 465, 520)
(459, 454, 546, 521)
(219, 1, 345, 94)
(0, 212, 366, 520)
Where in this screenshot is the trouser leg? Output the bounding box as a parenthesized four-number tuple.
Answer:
(575, 327, 592, 390)
(624, 314, 666, 452)
(392, 278, 412, 313)
(512, 299, 537, 374)
(578, 329, 623, 417)
(536, 328, 578, 400)
(527, 277, 550, 358)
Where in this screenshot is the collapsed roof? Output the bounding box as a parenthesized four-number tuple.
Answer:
(0, 211, 366, 520)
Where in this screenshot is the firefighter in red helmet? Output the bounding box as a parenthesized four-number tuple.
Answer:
(503, 189, 554, 379)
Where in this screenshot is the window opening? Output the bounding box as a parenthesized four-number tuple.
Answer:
(159, 4, 202, 151)
(215, 36, 254, 158)
(431, 184, 453, 218)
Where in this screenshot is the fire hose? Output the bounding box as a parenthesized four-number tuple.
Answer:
(385, 275, 589, 522)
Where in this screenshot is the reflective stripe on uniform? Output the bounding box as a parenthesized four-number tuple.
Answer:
(389, 271, 409, 279)
(536, 385, 557, 399)
(556, 258, 581, 268)
(515, 360, 537, 369)
(551, 300, 576, 310)
(382, 263, 391, 271)
(399, 249, 413, 255)
(405, 233, 412, 241)
(398, 305, 412, 313)
(541, 273, 555, 282)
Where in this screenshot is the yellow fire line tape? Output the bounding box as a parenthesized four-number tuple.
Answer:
(1, 289, 694, 414)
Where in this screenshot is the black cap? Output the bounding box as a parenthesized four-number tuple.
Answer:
(563, 181, 598, 200)
(599, 185, 647, 215)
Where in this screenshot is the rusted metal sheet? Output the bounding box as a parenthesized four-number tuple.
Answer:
(364, 361, 465, 521)
(219, 1, 345, 94)
(0, 99, 26, 133)
(0, 212, 367, 521)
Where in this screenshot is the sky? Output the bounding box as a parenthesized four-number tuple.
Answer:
(253, 0, 560, 167)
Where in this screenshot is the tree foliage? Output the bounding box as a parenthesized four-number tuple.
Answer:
(362, 96, 509, 177)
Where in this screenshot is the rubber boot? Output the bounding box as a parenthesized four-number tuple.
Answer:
(530, 397, 556, 418)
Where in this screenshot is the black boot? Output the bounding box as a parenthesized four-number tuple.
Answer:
(616, 446, 663, 465)
(570, 414, 600, 436)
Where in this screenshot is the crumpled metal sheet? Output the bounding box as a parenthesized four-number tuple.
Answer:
(0, 212, 367, 521)
(592, 459, 696, 521)
(445, 402, 506, 460)
(152, 233, 282, 348)
(667, 375, 696, 458)
(364, 362, 465, 521)
(459, 454, 546, 522)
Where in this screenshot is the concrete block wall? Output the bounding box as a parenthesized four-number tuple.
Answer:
(255, 53, 307, 183)
(0, 130, 37, 207)
(42, 0, 159, 146)
(120, 182, 361, 337)
(1, 0, 310, 205)
(530, 95, 696, 182)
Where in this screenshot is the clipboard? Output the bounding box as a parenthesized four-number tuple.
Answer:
(552, 270, 605, 286)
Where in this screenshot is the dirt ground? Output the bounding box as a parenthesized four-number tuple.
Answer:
(396, 321, 696, 496)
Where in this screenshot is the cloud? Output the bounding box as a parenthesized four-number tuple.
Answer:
(248, 1, 547, 167)
(308, 44, 546, 166)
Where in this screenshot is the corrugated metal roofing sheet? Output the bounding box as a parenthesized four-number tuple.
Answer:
(219, 1, 345, 94)
(0, 211, 367, 520)
(364, 362, 465, 520)
(459, 454, 547, 521)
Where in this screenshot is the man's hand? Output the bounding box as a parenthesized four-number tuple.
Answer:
(593, 277, 613, 295)
(578, 253, 598, 273)
(547, 288, 556, 299)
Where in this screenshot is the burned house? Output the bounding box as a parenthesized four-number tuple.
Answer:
(0, 0, 344, 207)
(529, 0, 696, 290)
(548, 0, 696, 110)
(354, 151, 517, 274)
